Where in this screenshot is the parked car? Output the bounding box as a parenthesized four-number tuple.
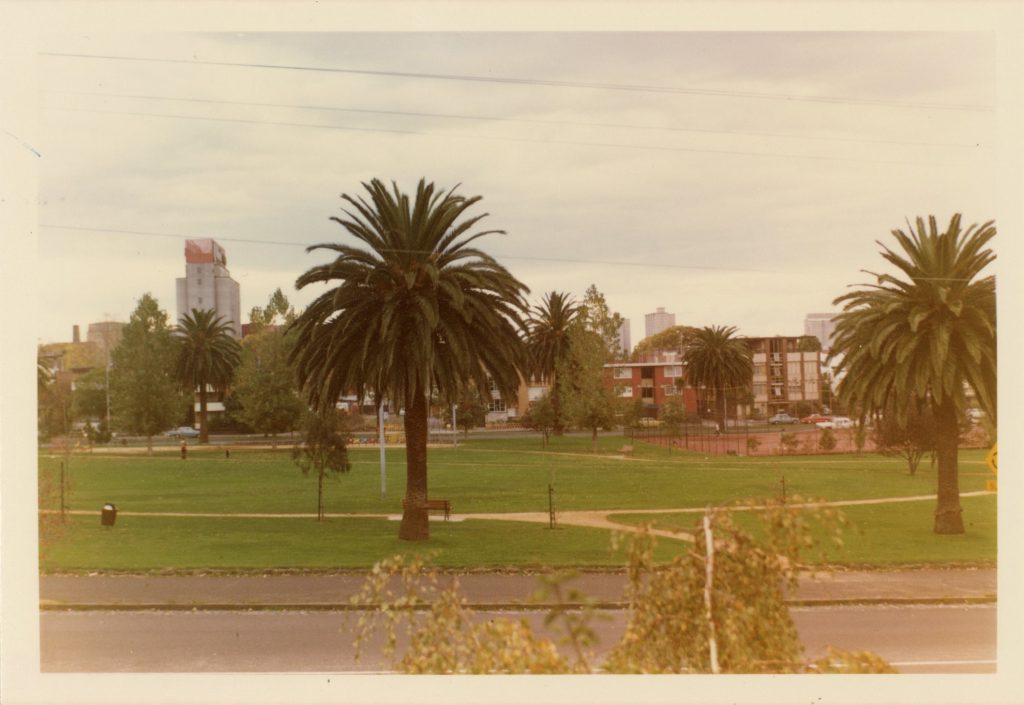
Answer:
(165, 426, 200, 438)
(768, 413, 798, 425)
(637, 417, 662, 428)
(816, 416, 853, 430)
(800, 414, 832, 425)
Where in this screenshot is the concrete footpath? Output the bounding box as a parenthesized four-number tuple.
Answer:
(39, 567, 996, 610)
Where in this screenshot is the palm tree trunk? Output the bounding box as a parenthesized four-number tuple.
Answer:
(399, 389, 430, 541)
(933, 399, 964, 534)
(198, 382, 209, 444)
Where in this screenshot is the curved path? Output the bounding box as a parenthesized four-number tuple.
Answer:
(44, 490, 995, 545)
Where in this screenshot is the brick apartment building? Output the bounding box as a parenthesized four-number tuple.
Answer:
(603, 351, 700, 419)
(598, 336, 823, 421)
(745, 336, 823, 417)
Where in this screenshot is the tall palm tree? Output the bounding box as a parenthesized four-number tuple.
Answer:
(683, 325, 753, 430)
(289, 178, 530, 541)
(174, 308, 241, 444)
(831, 214, 996, 535)
(526, 291, 581, 435)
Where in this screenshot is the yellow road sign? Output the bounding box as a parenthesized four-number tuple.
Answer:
(986, 444, 998, 475)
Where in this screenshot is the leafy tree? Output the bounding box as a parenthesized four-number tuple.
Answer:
(232, 327, 304, 448)
(38, 373, 74, 444)
(631, 324, 698, 360)
(248, 287, 298, 334)
(579, 284, 625, 360)
(521, 392, 558, 447)
(797, 335, 822, 352)
(526, 291, 581, 435)
(561, 326, 619, 452)
(72, 367, 107, 424)
(174, 308, 241, 444)
(292, 409, 352, 521)
(289, 178, 529, 541)
(660, 399, 687, 449)
(454, 390, 488, 437)
(793, 400, 814, 419)
(872, 405, 939, 476)
(746, 436, 761, 455)
(110, 294, 186, 455)
(831, 214, 995, 534)
(683, 326, 753, 431)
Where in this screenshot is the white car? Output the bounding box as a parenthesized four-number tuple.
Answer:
(816, 416, 853, 430)
(165, 426, 200, 438)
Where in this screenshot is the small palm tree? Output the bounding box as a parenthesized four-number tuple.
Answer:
(289, 178, 530, 541)
(831, 214, 995, 534)
(683, 325, 753, 430)
(174, 308, 241, 444)
(526, 291, 581, 434)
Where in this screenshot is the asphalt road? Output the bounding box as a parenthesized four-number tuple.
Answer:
(40, 603, 996, 674)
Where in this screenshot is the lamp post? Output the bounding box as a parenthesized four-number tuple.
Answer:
(452, 403, 458, 448)
(378, 404, 386, 497)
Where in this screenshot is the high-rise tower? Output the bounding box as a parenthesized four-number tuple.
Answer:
(175, 239, 242, 338)
(644, 307, 675, 338)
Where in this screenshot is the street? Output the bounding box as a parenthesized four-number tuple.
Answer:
(40, 603, 996, 673)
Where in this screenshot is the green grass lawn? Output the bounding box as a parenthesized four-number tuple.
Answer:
(39, 436, 992, 516)
(38, 436, 995, 571)
(40, 514, 685, 572)
(608, 494, 996, 566)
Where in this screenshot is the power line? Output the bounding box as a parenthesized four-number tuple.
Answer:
(45, 106, 978, 168)
(39, 223, 774, 274)
(40, 51, 993, 112)
(46, 89, 987, 150)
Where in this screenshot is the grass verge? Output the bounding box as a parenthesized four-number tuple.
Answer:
(39, 515, 685, 572)
(607, 494, 996, 566)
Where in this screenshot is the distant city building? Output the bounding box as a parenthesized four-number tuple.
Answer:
(86, 321, 125, 362)
(644, 307, 675, 338)
(618, 320, 631, 357)
(175, 239, 242, 338)
(804, 313, 838, 352)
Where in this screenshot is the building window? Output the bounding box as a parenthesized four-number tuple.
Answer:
(753, 383, 766, 397)
(488, 398, 506, 412)
(613, 367, 632, 379)
(804, 361, 818, 378)
(662, 384, 678, 396)
(664, 365, 682, 378)
(620, 386, 633, 398)
(787, 361, 801, 378)
(641, 387, 654, 399)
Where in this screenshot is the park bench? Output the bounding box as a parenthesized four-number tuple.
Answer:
(404, 498, 452, 520)
(619, 445, 634, 457)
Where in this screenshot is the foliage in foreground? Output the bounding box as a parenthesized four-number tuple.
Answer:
(350, 498, 894, 674)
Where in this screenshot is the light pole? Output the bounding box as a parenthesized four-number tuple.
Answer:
(452, 403, 458, 448)
(378, 404, 387, 497)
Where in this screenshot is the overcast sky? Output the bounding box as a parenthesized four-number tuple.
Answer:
(33, 31, 997, 344)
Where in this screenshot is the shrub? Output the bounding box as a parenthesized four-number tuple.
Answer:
(350, 499, 892, 674)
(818, 428, 837, 451)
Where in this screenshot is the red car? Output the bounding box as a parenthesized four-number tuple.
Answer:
(800, 414, 832, 425)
